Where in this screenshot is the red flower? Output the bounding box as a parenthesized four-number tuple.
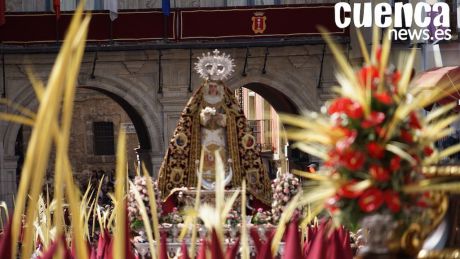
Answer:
(373, 92, 393, 105)
(338, 126, 355, 138)
(400, 129, 413, 143)
(424, 146, 434, 156)
(328, 98, 350, 114)
(384, 190, 401, 213)
(358, 188, 384, 213)
(409, 112, 422, 129)
(370, 165, 390, 182)
(367, 142, 385, 159)
(361, 111, 385, 128)
(358, 66, 380, 89)
(337, 181, 363, 198)
(341, 150, 366, 170)
(390, 156, 401, 171)
(328, 98, 363, 119)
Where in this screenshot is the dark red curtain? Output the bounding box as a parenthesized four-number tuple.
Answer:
(0, 0, 5, 26)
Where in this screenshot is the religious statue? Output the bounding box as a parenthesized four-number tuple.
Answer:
(158, 49, 272, 205)
(199, 89, 233, 188)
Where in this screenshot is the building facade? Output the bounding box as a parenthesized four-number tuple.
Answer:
(0, 46, 339, 208)
(5, 0, 460, 211)
(241, 87, 289, 176)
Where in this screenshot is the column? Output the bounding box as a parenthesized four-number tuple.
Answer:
(0, 156, 18, 210)
(158, 97, 190, 150)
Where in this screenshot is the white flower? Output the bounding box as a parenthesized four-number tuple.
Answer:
(271, 172, 301, 223)
(128, 176, 162, 222)
(203, 106, 216, 115)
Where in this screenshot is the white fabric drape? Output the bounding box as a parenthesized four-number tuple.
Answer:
(61, 0, 76, 11)
(226, 0, 246, 6)
(84, 0, 95, 10)
(254, 0, 275, 5)
(104, 0, 118, 21)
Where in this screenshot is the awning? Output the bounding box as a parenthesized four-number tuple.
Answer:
(412, 66, 460, 111)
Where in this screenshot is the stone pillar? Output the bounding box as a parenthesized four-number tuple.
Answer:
(134, 148, 153, 176)
(158, 96, 190, 150)
(151, 155, 164, 179)
(157, 90, 190, 180)
(0, 156, 18, 210)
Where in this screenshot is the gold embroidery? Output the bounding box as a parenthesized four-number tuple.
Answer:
(158, 83, 272, 205)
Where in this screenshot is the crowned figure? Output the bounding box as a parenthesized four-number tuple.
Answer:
(158, 50, 272, 205)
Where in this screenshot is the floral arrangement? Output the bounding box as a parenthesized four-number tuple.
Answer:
(128, 176, 162, 228)
(226, 209, 241, 227)
(282, 30, 460, 246)
(252, 208, 272, 225)
(320, 60, 423, 226)
(161, 207, 184, 225)
(201, 106, 216, 116)
(271, 173, 301, 223)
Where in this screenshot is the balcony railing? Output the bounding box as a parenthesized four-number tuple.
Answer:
(247, 119, 273, 152)
(7, 0, 342, 12)
(1, 3, 348, 46)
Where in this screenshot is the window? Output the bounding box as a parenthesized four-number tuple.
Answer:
(93, 122, 115, 155)
(247, 120, 261, 145)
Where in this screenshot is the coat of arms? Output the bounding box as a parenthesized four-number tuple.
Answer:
(251, 12, 266, 34)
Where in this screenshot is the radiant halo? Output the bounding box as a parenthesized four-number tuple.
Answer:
(194, 49, 235, 81)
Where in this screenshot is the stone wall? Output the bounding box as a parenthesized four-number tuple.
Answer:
(0, 45, 340, 209)
(64, 89, 138, 185)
